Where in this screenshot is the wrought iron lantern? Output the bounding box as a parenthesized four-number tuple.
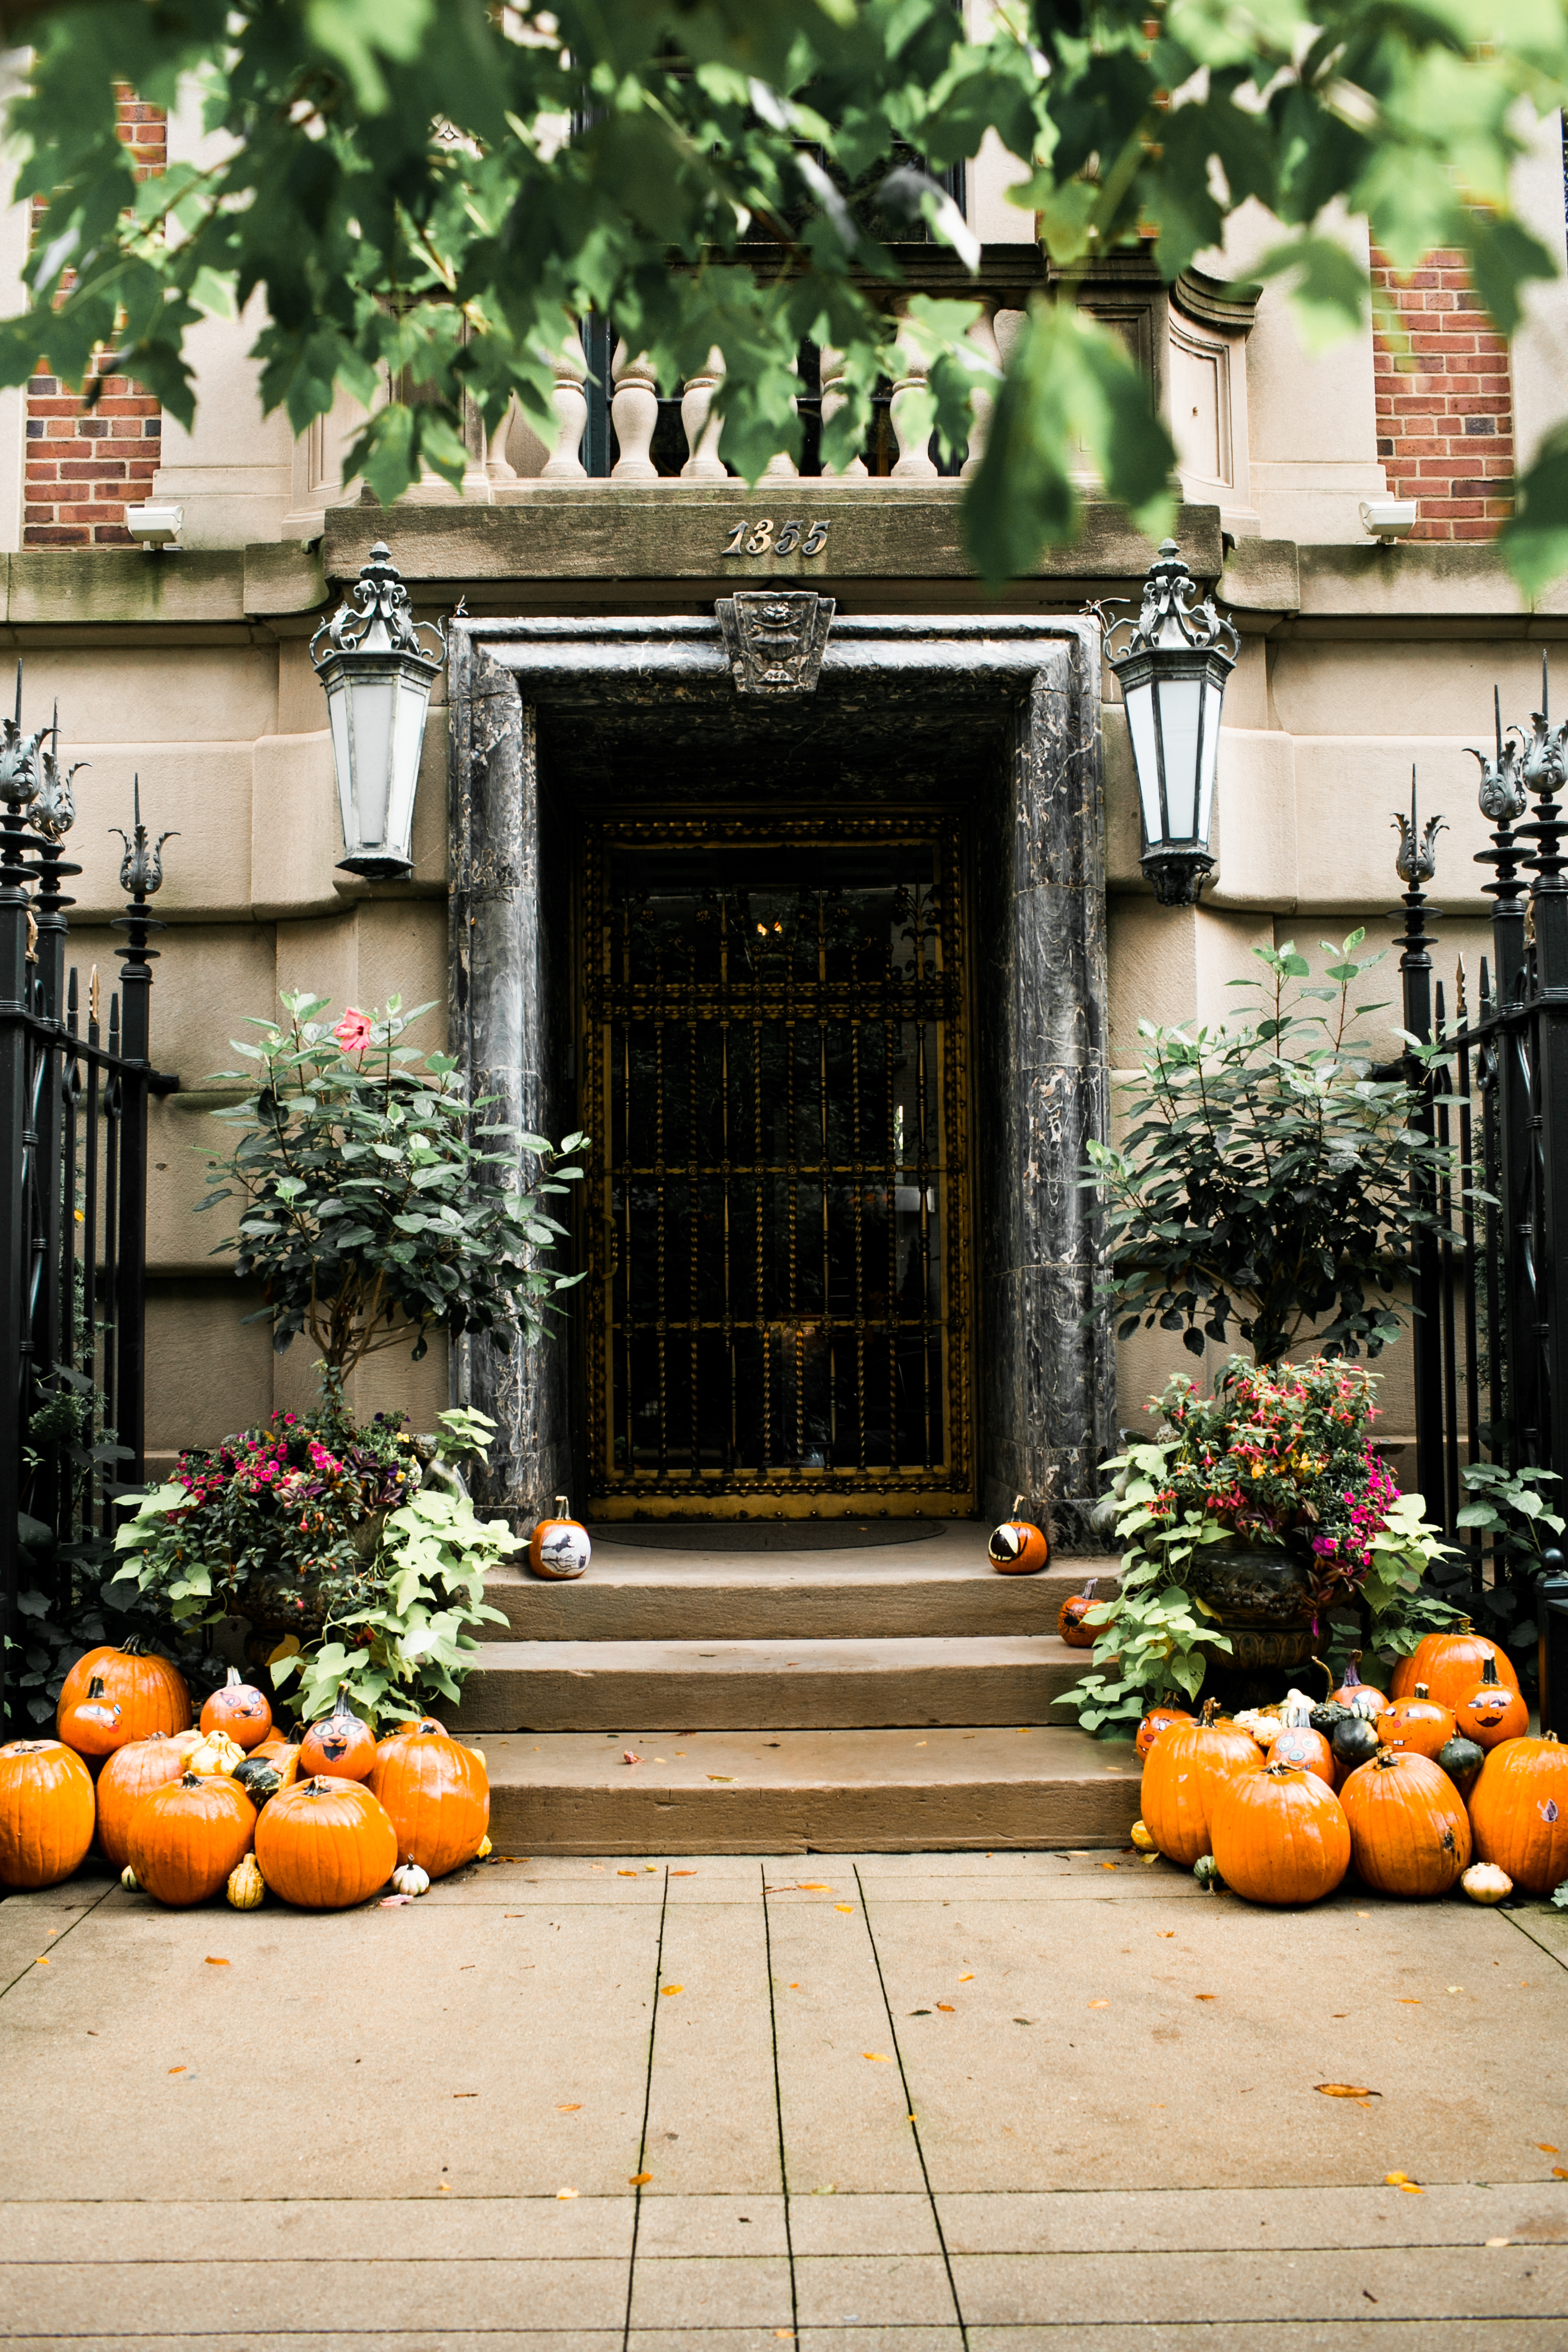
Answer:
(310, 542, 446, 880)
(1099, 539, 1239, 907)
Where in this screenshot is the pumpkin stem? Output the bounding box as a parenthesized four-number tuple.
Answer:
(224, 1667, 243, 1689)
(1414, 1682, 1430, 1699)
(1011, 1494, 1027, 1518)
(1080, 1578, 1097, 1602)
(1479, 1654, 1501, 1686)
(87, 1676, 105, 1698)
(1310, 1656, 1336, 1698)
(1200, 1698, 1220, 1725)
(179, 1771, 202, 1787)
(553, 1494, 571, 1517)
(1342, 1650, 1364, 1688)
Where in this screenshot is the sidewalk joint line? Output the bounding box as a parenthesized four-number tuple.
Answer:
(853, 1860, 969, 2351)
(0, 1878, 118, 2001)
(622, 1860, 669, 2352)
(760, 1859, 799, 2344)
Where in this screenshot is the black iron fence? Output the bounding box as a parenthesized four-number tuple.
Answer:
(1401, 669, 1568, 1726)
(0, 694, 173, 1731)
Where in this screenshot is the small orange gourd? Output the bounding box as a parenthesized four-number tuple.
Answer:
(298, 1685, 377, 1782)
(1339, 1747, 1472, 1897)
(125, 1772, 257, 1907)
(1210, 1761, 1351, 1906)
(528, 1495, 592, 1580)
(254, 1777, 398, 1909)
(987, 1496, 1050, 1576)
(1139, 1700, 1261, 1868)
(1374, 1683, 1457, 1763)
(200, 1668, 273, 1751)
(1456, 1654, 1530, 1750)
(1468, 1732, 1568, 1893)
(0, 1739, 95, 1889)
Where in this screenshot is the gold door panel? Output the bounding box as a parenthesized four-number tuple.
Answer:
(581, 812, 973, 1517)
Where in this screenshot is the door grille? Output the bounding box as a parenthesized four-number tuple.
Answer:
(581, 812, 972, 1515)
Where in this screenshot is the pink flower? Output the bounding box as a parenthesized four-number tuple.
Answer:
(334, 1009, 373, 1054)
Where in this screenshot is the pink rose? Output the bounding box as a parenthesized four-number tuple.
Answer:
(334, 1009, 373, 1053)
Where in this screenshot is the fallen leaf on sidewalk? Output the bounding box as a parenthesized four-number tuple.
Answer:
(205, 1956, 230, 1967)
(629, 2172, 653, 2185)
(1553, 2168, 1568, 2180)
(1487, 2238, 1512, 2247)
(1088, 1999, 1109, 2009)
(167, 2066, 187, 2076)
(557, 2104, 581, 2113)
(617, 1870, 638, 1876)
(623, 1753, 641, 1765)
(661, 1984, 683, 1996)
(799, 1881, 831, 1890)
(1385, 2173, 1421, 2192)
(834, 1903, 854, 1914)
(959, 1972, 974, 1982)
(34, 1957, 48, 1965)
(380, 1894, 413, 1907)
(863, 2051, 892, 2062)
(1194, 1994, 1217, 2002)
(1101, 1862, 1117, 1871)
(670, 1870, 697, 1876)
(936, 2002, 955, 2012)
(1398, 1998, 1421, 2006)
(1316, 2084, 1381, 2098)
(438, 2183, 450, 2193)
(557, 2188, 579, 2201)
(708, 1774, 734, 1782)
(1537, 2144, 1560, 2153)
(454, 2092, 478, 2099)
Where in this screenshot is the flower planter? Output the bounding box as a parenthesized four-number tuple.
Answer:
(1186, 1544, 1318, 1706)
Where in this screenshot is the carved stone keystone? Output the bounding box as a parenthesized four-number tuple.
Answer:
(716, 589, 835, 695)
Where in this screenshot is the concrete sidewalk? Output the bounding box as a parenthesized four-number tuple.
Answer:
(2, 1848, 1567, 2346)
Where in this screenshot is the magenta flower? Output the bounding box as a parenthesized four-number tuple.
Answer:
(334, 1009, 373, 1054)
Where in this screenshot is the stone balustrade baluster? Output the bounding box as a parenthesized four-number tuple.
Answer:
(611, 343, 661, 480)
(540, 329, 589, 479)
(679, 348, 728, 479)
(959, 299, 1001, 481)
(889, 308, 939, 481)
(818, 347, 868, 480)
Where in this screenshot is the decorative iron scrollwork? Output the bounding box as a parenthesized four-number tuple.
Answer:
(309, 540, 446, 670)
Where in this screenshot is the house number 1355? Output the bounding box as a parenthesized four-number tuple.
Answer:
(721, 518, 830, 557)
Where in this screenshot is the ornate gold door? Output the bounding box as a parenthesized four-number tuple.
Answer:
(580, 812, 973, 1518)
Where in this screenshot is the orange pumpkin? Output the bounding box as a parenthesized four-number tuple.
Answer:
(1374, 1683, 1457, 1763)
(298, 1685, 378, 1782)
(528, 1494, 591, 1580)
(988, 1497, 1050, 1576)
(1210, 1761, 1351, 1906)
(1135, 1702, 1194, 1761)
(1468, 1732, 1568, 1894)
(56, 1674, 128, 1760)
(0, 1739, 95, 1889)
(1327, 1653, 1387, 1719)
(1456, 1654, 1530, 1750)
(125, 1772, 256, 1907)
(1265, 1724, 1337, 1787)
(1339, 1747, 1472, 1897)
(1057, 1579, 1100, 1645)
(199, 1668, 273, 1751)
(56, 1640, 190, 1741)
(1139, 1701, 1261, 1868)
(95, 1734, 190, 1869)
(1391, 1621, 1520, 1709)
(370, 1722, 490, 1878)
(254, 1776, 398, 1909)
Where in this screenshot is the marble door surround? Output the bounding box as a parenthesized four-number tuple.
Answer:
(446, 611, 1114, 1535)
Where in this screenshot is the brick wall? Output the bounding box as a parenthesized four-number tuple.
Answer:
(1370, 245, 1514, 542)
(24, 92, 166, 549)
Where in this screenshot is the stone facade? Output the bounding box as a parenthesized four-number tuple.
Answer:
(8, 104, 1567, 1512)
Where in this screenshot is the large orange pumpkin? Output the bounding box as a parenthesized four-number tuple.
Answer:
(987, 1495, 1051, 1576)
(96, 1734, 190, 1868)
(1265, 1724, 1337, 1787)
(0, 1739, 95, 1889)
(1391, 1622, 1520, 1708)
(1455, 1655, 1530, 1750)
(369, 1722, 489, 1878)
(1139, 1702, 1261, 1868)
(200, 1668, 273, 1751)
(1135, 1702, 1195, 1761)
(1210, 1762, 1351, 1906)
(57, 1641, 190, 1741)
(1468, 1732, 1568, 1894)
(298, 1685, 377, 1782)
(124, 1772, 256, 1907)
(254, 1777, 397, 1909)
(1339, 1748, 1472, 1897)
(1374, 1684, 1457, 1763)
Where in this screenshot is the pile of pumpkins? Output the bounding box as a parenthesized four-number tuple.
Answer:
(0, 1642, 490, 1912)
(1131, 1623, 1568, 1907)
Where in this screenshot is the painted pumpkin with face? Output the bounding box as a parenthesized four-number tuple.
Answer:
(199, 1668, 273, 1751)
(987, 1497, 1050, 1576)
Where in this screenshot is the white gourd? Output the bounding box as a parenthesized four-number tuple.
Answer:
(1461, 1862, 1512, 1905)
(392, 1861, 431, 1896)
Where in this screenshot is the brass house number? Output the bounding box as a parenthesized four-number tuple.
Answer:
(721, 518, 831, 557)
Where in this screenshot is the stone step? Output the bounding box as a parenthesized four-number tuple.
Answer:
(481, 1538, 1114, 1644)
(450, 1634, 1093, 1734)
(479, 1724, 1141, 1854)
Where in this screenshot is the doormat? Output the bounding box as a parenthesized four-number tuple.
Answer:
(585, 1521, 948, 1552)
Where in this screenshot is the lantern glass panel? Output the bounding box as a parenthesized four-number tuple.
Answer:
(1122, 676, 1164, 844)
(347, 670, 397, 851)
(1195, 670, 1223, 846)
(1153, 673, 1204, 841)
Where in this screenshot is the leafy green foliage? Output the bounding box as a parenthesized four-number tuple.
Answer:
(3, 1, 1567, 584)
(1083, 933, 1464, 1368)
(199, 991, 584, 1379)
(1440, 1459, 1565, 1683)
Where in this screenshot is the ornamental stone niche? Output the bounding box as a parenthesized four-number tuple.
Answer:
(447, 610, 1113, 1538)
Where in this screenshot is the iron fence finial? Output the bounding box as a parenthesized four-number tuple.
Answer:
(1393, 764, 1446, 885)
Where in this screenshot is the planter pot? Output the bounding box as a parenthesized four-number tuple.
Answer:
(235, 1571, 333, 1658)
(1186, 1543, 1318, 1704)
